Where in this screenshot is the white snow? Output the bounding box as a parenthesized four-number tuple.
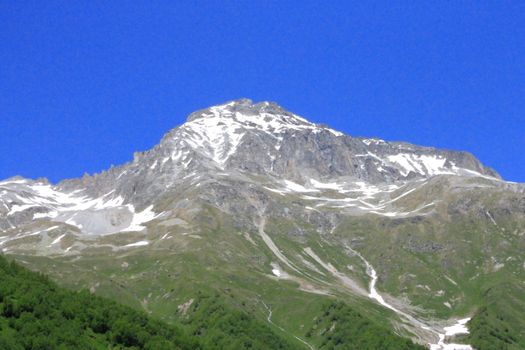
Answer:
(368, 261, 472, 349)
(361, 254, 403, 314)
(387, 154, 416, 176)
(381, 187, 418, 204)
(65, 217, 84, 230)
(309, 179, 345, 191)
(305, 206, 317, 211)
(124, 205, 158, 232)
(0, 179, 28, 185)
(353, 181, 383, 198)
(344, 244, 473, 350)
(258, 217, 303, 276)
(458, 168, 501, 181)
(387, 154, 455, 177)
(8, 204, 38, 216)
(429, 318, 472, 350)
(283, 180, 319, 193)
(386, 153, 499, 181)
(34, 212, 55, 219)
(116, 170, 128, 180)
(179, 102, 343, 167)
(0, 181, 161, 235)
(263, 186, 286, 195)
(444, 276, 458, 286)
(49, 234, 66, 246)
(26, 183, 125, 212)
(124, 240, 149, 247)
(183, 109, 246, 165)
(264, 175, 439, 218)
(444, 318, 471, 337)
(362, 138, 386, 146)
(419, 155, 448, 174)
(486, 211, 499, 227)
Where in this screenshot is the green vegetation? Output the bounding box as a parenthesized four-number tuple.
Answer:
(305, 301, 426, 350)
(468, 282, 525, 350)
(0, 255, 198, 350)
(181, 293, 302, 350)
(0, 254, 429, 350)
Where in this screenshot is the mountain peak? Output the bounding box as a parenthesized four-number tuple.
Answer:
(186, 99, 303, 123)
(154, 99, 500, 181)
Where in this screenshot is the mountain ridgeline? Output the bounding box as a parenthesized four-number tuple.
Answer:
(1, 99, 524, 349)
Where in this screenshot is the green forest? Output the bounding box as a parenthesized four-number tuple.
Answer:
(467, 282, 525, 350)
(0, 255, 199, 350)
(180, 293, 302, 350)
(305, 301, 425, 350)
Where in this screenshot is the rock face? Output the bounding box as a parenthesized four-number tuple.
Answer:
(0, 99, 502, 238)
(0, 98, 510, 241)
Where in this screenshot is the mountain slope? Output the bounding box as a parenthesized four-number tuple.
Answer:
(0, 255, 199, 350)
(0, 254, 426, 350)
(1, 99, 524, 349)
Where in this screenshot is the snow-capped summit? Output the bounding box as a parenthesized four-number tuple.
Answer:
(185, 98, 342, 136)
(154, 99, 498, 182)
(0, 99, 505, 242)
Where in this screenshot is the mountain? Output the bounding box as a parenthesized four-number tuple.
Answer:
(1, 99, 524, 349)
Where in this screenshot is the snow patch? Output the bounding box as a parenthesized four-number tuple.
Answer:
(283, 180, 319, 193)
(49, 234, 66, 246)
(125, 205, 158, 232)
(309, 179, 344, 191)
(387, 154, 455, 177)
(181, 103, 342, 167)
(8, 204, 38, 216)
(430, 318, 472, 350)
(124, 240, 149, 247)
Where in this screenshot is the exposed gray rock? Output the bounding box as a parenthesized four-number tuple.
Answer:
(0, 99, 519, 256)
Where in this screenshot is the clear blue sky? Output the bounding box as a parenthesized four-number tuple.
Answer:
(1, 1, 524, 183)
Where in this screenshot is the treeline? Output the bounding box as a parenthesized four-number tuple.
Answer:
(306, 301, 426, 350)
(0, 255, 200, 350)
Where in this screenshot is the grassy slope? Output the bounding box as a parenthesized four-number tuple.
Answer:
(0, 251, 426, 350)
(332, 192, 525, 349)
